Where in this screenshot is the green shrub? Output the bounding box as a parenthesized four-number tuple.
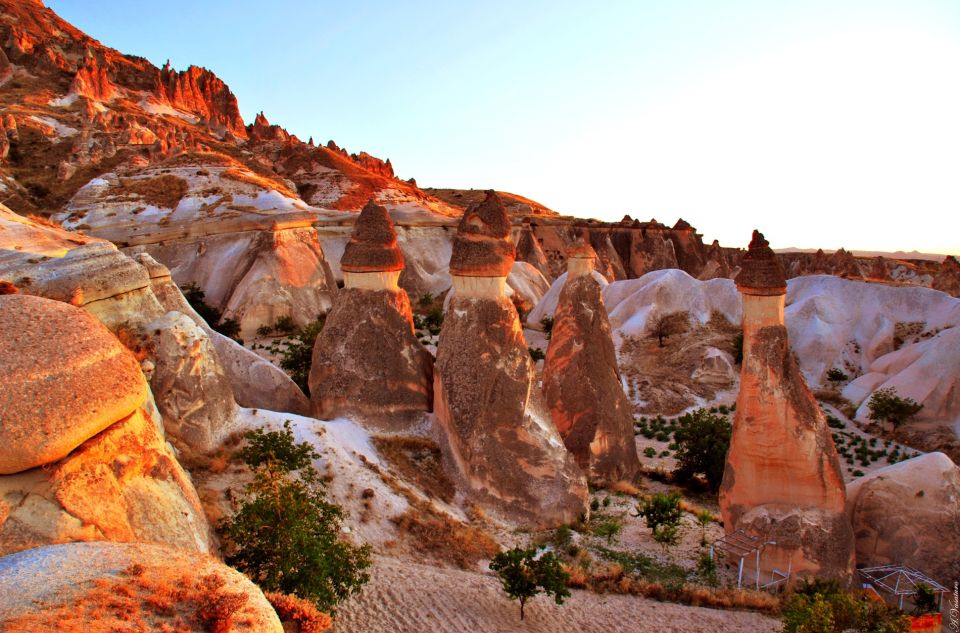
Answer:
(672, 409, 732, 492)
(867, 387, 923, 428)
(540, 316, 554, 340)
(591, 516, 623, 543)
(275, 317, 326, 396)
(826, 367, 849, 382)
(636, 492, 682, 547)
(912, 583, 939, 615)
(418, 292, 434, 308)
(696, 550, 718, 586)
(490, 547, 570, 621)
(256, 324, 274, 337)
(220, 421, 371, 612)
(732, 332, 744, 364)
(181, 282, 243, 342)
(529, 347, 545, 361)
(781, 580, 909, 633)
(275, 315, 297, 335)
(643, 447, 657, 458)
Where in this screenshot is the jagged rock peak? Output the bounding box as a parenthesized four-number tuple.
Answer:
(449, 190, 516, 277)
(154, 63, 246, 138)
(673, 218, 694, 231)
(340, 199, 404, 273)
(735, 229, 786, 294)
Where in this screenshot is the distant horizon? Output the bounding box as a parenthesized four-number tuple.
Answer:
(45, 0, 960, 255)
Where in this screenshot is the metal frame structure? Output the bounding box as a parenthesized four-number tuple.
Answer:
(709, 529, 791, 590)
(858, 565, 948, 610)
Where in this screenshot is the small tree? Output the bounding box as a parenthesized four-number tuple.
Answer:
(490, 547, 570, 621)
(221, 421, 371, 612)
(695, 509, 713, 547)
(912, 583, 939, 615)
(636, 491, 683, 548)
(867, 387, 923, 429)
(826, 367, 849, 383)
(672, 409, 732, 492)
(275, 317, 326, 396)
(650, 311, 690, 347)
(540, 316, 554, 340)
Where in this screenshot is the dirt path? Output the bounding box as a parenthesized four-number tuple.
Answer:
(332, 556, 781, 633)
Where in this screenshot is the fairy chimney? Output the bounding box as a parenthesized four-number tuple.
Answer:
(309, 200, 432, 427)
(720, 231, 854, 581)
(542, 239, 640, 484)
(434, 191, 588, 528)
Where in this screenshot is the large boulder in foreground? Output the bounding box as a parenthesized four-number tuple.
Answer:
(434, 192, 587, 528)
(0, 542, 282, 632)
(542, 242, 640, 484)
(0, 294, 146, 474)
(0, 295, 213, 556)
(309, 200, 433, 426)
(846, 451, 960, 584)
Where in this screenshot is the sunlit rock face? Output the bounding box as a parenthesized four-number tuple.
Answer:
(135, 252, 310, 415)
(719, 231, 854, 581)
(542, 241, 640, 484)
(0, 542, 283, 632)
(846, 452, 960, 585)
(309, 200, 433, 426)
(933, 255, 960, 297)
(433, 192, 588, 528)
(0, 294, 213, 557)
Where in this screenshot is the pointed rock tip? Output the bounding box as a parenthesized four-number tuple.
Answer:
(340, 199, 403, 273)
(735, 229, 786, 294)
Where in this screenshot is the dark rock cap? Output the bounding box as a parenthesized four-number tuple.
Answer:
(449, 190, 516, 277)
(566, 238, 597, 260)
(340, 199, 404, 273)
(734, 230, 787, 295)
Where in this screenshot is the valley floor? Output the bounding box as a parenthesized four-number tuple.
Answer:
(332, 556, 781, 633)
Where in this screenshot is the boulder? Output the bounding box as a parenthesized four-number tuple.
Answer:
(0, 542, 282, 631)
(542, 243, 640, 483)
(0, 294, 146, 474)
(846, 452, 960, 584)
(147, 311, 241, 454)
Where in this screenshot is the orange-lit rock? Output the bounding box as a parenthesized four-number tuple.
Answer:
(434, 193, 588, 528)
(542, 241, 640, 484)
(0, 295, 213, 556)
(933, 255, 960, 297)
(310, 200, 432, 426)
(0, 542, 282, 632)
(155, 62, 247, 139)
(70, 57, 115, 101)
(0, 294, 146, 474)
(719, 231, 854, 580)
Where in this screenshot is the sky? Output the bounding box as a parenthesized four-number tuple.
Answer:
(47, 0, 960, 254)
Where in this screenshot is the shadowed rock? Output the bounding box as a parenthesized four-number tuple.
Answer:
(542, 241, 640, 484)
(434, 192, 587, 528)
(720, 230, 854, 580)
(310, 199, 433, 426)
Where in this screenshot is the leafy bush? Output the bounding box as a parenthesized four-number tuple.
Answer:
(418, 292, 434, 308)
(275, 315, 297, 335)
(636, 492, 683, 547)
(256, 324, 274, 337)
(696, 551, 718, 586)
(181, 282, 243, 342)
(868, 387, 923, 428)
(781, 580, 909, 633)
(528, 347, 545, 361)
(643, 447, 657, 458)
(826, 367, 849, 382)
(271, 317, 326, 396)
(672, 409, 732, 492)
(591, 516, 623, 543)
(912, 583, 939, 615)
(490, 547, 570, 621)
(732, 332, 744, 364)
(220, 421, 371, 612)
(425, 307, 444, 335)
(540, 316, 554, 340)
(650, 311, 690, 347)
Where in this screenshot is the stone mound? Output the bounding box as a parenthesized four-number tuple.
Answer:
(449, 191, 516, 277)
(734, 230, 786, 294)
(340, 199, 404, 273)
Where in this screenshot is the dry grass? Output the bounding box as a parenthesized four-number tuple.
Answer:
(0, 565, 258, 632)
(222, 167, 297, 199)
(371, 436, 455, 503)
(118, 174, 188, 209)
(264, 592, 332, 632)
(391, 507, 500, 569)
(608, 480, 642, 497)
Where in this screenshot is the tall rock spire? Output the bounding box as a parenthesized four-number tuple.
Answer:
(542, 238, 640, 483)
(433, 192, 587, 527)
(309, 199, 432, 426)
(720, 230, 854, 580)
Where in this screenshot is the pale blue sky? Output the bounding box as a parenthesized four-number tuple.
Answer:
(47, 1, 960, 253)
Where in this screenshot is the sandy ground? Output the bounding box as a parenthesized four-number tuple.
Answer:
(332, 556, 780, 633)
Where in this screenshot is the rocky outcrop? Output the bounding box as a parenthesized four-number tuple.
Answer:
(434, 192, 588, 528)
(134, 252, 310, 414)
(542, 241, 640, 483)
(154, 62, 247, 138)
(70, 56, 115, 101)
(146, 311, 241, 455)
(0, 542, 283, 632)
(720, 231, 854, 580)
(846, 452, 960, 585)
(932, 255, 960, 297)
(248, 111, 291, 143)
(0, 294, 213, 556)
(309, 200, 433, 426)
(515, 223, 551, 279)
(867, 256, 891, 282)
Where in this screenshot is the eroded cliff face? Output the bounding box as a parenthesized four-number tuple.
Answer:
(542, 274, 640, 484)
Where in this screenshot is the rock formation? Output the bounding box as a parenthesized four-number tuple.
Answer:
(542, 239, 640, 483)
(719, 230, 854, 580)
(154, 62, 247, 138)
(845, 452, 960, 585)
(309, 199, 433, 426)
(932, 255, 960, 297)
(433, 191, 588, 528)
(0, 294, 213, 556)
(0, 542, 283, 631)
(515, 223, 552, 280)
